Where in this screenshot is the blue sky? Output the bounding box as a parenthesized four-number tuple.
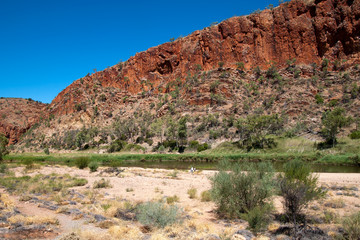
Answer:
(0, 0, 285, 103)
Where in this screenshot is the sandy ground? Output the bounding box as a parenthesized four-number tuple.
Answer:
(4, 165, 360, 239)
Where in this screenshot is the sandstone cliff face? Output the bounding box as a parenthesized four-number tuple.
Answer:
(0, 98, 47, 144)
(51, 0, 360, 116)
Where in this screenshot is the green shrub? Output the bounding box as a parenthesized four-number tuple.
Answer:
(88, 161, 99, 172)
(315, 94, 324, 104)
(278, 159, 325, 230)
(0, 134, 8, 161)
(349, 155, 360, 166)
(200, 190, 212, 202)
(108, 140, 126, 153)
(197, 143, 210, 152)
(0, 164, 7, 173)
(349, 130, 360, 139)
(93, 178, 112, 189)
(69, 178, 88, 187)
(23, 159, 34, 170)
(44, 147, 50, 155)
(75, 157, 90, 169)
(328, 99, 338, 107)
(343, 211, 360, 240)
(245, 204, 273, 234)
(211, 161, 275, 218)
(136, 201, 182, 228)
(189, 140, 199, 149)
(319, 108, 351, 148)
(187, 188, 197, 199)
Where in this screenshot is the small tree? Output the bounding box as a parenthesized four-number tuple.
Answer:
(177, 116, 187, 151)
(279, 159, 325, 235)
(0, 134, 9, 161)
(320, 108, 351, 147)
(44, 147, 50, 155)
(236, 114, 284, 151)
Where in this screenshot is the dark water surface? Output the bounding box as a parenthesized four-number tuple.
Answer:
(120, 161, 360, 173)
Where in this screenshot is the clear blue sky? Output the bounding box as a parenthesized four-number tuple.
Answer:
(0, 0, 285, 103)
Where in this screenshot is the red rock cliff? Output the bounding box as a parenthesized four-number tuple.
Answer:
(51, 0, 359, 115)
(0, 98, 47, 144)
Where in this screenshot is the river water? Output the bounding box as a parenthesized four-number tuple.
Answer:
(120, 161, 360, 173)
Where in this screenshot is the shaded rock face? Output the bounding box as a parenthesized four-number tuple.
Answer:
(0, 98, 47, 144)
(51, 0, 360, 116)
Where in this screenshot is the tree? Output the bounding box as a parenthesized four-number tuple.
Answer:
(0, 134, 8, 160)
(150, 119, 165, 143)
(278, 159, 325, 236)
(177, 116, 187, 146)
(320, 107, 351, 147)
(236, 114, 284, 151)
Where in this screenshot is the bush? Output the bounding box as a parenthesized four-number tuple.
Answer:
(108, 140, 126, 153)
(0, 164, 7, 173)
(75, 157, 89, 169)
(315, 94, 324, 104)
(136, 201, 182, 228)
(88, 161, 99, 172)
(319, 108, 351, 148)
(201, 190, 212, 202)
(166, 195, 180, 204)
(93, 178, 112, 188)
(187, 188, 197, 199)
(211, 161, 275, 218)
(349, 130, 360, 139)
(343, 211, 360, 240)
(23, 159, 34, 170)
(278, 159, 325, 232)
(197, 143, 210, 152)
(44, 147, 50, 155)
(245, 204, 273, 234)
(0, 134, 8, 161)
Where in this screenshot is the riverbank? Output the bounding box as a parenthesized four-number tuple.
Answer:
(0, 165, 359, 239)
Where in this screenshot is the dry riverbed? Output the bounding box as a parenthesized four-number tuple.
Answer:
(0, 165, 360, 239)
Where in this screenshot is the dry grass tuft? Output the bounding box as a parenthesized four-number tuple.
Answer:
(325, 198, 346, 209)
(108, 225, 143, 239)
(8, 214, 59, 225)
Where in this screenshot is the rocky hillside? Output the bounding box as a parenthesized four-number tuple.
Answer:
(0, 98, 47, 144)
(50, 0, 360, 116)
(5, 0, 360, 150)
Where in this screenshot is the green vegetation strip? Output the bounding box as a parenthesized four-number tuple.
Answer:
(3, 151, 359, 167)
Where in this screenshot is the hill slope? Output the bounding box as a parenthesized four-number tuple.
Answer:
(0, 98, 47, 144)
(7, 0, 360, 151)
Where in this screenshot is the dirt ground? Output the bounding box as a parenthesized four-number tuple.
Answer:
(2, 165, 360, 239)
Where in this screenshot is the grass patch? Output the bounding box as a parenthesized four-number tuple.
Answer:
(166, 195, 180, 204)
(200, 190, 212, 202)
(187, 187, 197, 199)
(0, 173, 88, 194)
(343, 211, 360, 240)
(93, 178, 112, 189)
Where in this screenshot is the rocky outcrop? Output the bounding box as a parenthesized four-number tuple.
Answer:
(51, 0, 360, 115)
(0, 98, 47, 144)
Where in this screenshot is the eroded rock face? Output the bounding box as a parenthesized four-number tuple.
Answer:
(0, 98, 47, 144)
(51, 0, 360, 116)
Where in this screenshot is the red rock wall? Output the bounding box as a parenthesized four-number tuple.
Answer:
(51, 0, 359, 115)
